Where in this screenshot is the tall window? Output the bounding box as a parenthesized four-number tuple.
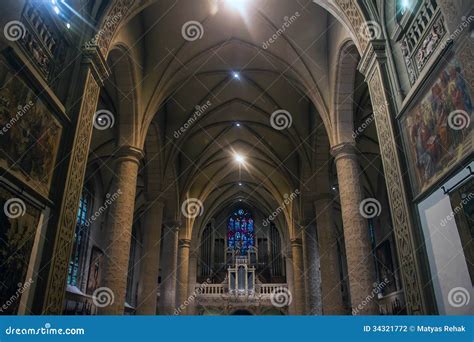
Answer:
(227, 209, 255, 255)
(67, 191, 91, 286)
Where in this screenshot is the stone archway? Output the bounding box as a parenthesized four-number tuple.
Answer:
(41, 0, 427, 315)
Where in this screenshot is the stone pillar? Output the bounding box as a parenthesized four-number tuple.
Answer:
(330, 142, 377, 315)
(98, 146, 143, 315)
(285, 253, 296, 315)
(314, 196, 345, 315)
(291, 237, 306, 315)
(136, 199, 164, 315)
(158, 222, 179, 315)
(175, 238, 191, 315)
(302, 222, 322, 315)
(186, 250, 198, 315)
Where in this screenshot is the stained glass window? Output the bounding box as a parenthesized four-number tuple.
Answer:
(67, 192, 91, 286)
(227, 209, 255, 255)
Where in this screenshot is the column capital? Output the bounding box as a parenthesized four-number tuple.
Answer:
(115, 145, 144, 165)
(178, 239, 191, 248)
(357, 39, 386, 77)
(82, 44, 111, 85)
(330, 142, 358, 161)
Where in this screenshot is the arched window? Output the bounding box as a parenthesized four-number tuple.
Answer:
(67, 190, 92, 286)
(227, 209, 255, 255)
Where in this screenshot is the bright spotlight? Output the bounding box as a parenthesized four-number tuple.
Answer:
(235, 122, 241, 127)
(238, 182, 242, 186)
(233, 72, 240, 79)
(234, 153, 245, 165)
(225, 0, 249, 11)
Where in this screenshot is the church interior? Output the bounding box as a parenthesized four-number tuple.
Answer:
(0, 0, 472, 316)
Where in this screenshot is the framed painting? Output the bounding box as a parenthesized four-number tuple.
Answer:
(0, 185, 42, 314)
(400, 56, 473, 196)
(0, 58, 62, 198)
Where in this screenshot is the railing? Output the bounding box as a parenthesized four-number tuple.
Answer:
(195, 283, 288, 296)
(399, 0, 446, 84)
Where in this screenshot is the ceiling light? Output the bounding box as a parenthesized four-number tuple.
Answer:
(53, 6, 60, 14)
(235, 122, 241, 127)
(66, 23, 71, 29)
(233, 72, 240, 79)
(225, 0, 249, 11)
(234, 153, 245, 165)
(238, 182, 242, 186)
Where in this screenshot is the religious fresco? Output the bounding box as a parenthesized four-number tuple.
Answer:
(0, 186, 41, 314)
(0, 60, 62, 198)
(400, 57, 473, 196)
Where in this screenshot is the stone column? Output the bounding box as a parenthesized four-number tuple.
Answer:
(186, 250, 198, 315)
(99, 146, 144, 315)
(302, 222, 322, 315)
(291, 237, 306, 315)
(158, 222, 179, 315)
(314, 195, 345, 315)
(330, 142, 377, 315)
(175, 238, 191, 315)
(285, 253, 296, 315)
(136, 199, 164, 315)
